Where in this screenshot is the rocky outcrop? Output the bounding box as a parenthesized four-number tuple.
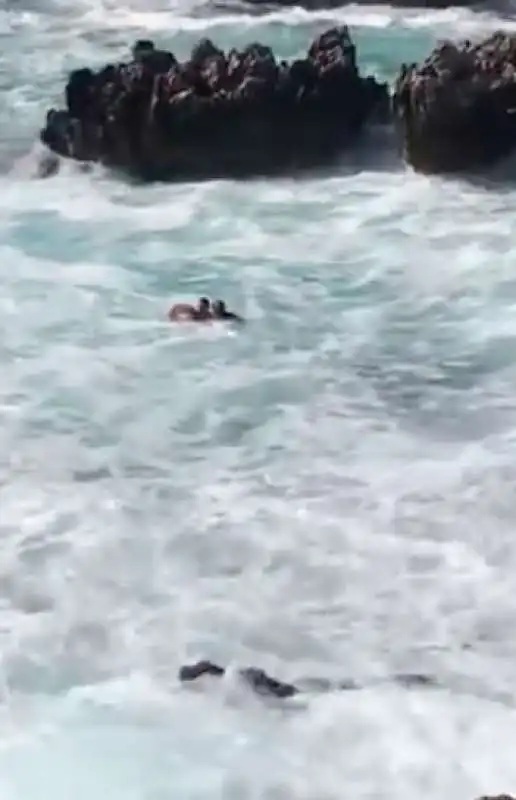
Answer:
(43, 27, 516, 181)
(394, 32, 516, 174)
(39, 29, 389, 181)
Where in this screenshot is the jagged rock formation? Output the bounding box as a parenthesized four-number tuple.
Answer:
(394, 32, 516, 174)
(39, 29, 389, 181)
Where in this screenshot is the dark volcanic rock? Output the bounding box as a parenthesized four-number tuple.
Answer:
(40, 29, 389, 181)
(394, 32, 516, 174)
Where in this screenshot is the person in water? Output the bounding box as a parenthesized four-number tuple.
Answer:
(212, 300, 245, 324)
(178, 659, 435, 700)
(168, 297, 244, 324)
(168, 297, 212, 322)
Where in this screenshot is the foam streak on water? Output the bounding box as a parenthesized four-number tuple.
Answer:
(1, 1, 516, 799)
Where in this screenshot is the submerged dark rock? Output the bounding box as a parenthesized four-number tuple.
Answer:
(476, 796, 516, 800)
(394, 32, 516, 174)
(179, 659, 300, 697)
(40, 29, 389, 181)
(242, 0, 477, 7)
(178, 659, 436, 699)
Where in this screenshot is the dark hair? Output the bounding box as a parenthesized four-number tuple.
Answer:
(132, 40, 155, 60)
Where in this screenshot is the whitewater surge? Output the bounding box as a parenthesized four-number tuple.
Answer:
(2, 1, 516, 798)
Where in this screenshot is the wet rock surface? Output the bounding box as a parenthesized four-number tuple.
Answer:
(394, 32, 516, 174)
(40, 26, 516, 181)
(39, 28, 389, 181)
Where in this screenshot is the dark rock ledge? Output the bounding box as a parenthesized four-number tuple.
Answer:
(394, 32, 516, 174)
(39, 28, 389, 182)
(40, 29, 516, 180)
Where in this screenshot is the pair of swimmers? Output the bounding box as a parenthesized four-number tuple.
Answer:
(168, 297, 244, 324)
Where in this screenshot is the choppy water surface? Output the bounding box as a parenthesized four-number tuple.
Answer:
(2, 2, 516, 799)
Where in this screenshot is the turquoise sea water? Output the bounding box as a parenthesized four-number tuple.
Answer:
(2, 2, 516, 798)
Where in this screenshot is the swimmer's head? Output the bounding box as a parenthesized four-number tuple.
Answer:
(199, 297, 210, 310)
(213, 300, 226, 315)
(132, 39, 155, 61)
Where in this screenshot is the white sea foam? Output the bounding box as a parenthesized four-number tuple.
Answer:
(2, 1, 516, 798)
